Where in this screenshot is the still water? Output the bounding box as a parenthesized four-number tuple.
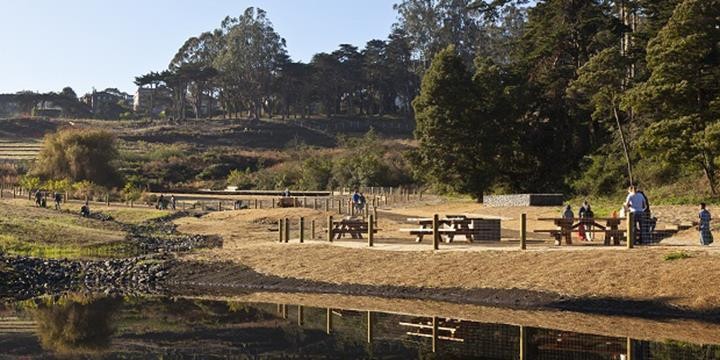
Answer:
(0, 295, 718, 359)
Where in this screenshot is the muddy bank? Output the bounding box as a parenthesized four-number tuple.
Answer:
(166, 260, 720, 322)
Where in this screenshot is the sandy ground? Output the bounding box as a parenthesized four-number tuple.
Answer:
(174, 199, 720, 311)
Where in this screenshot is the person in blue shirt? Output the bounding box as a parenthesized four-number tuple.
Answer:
(699, 203, 713, 246)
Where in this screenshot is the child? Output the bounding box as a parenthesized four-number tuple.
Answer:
(699, 203, 713, 246)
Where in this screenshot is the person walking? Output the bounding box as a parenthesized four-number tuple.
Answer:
(170, 195, 177, 211)
(54, 192, 63, 210)
(699, 203, 713, 246)
(34, 190, 42, 207)
(157, 194, 165, 210)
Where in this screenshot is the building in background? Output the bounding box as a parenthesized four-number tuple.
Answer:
(133, 87, 171, 117)
(80, 88, 134, 119)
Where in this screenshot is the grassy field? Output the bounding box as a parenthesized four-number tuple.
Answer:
(0, 140, 41, 161)
(0, 200, 168, 257)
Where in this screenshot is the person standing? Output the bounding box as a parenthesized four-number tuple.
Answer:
(578, 201, 593, 241)
(54, 192, 63, 210)
(170, 195, 177, 211)
(625, 185, 646, 244)
(699, 203, 713, 246)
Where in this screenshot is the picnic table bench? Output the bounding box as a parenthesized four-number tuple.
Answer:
(535, 217, 626, 245)
(400, 215, 500, 243)
(329, 219, 379, 240)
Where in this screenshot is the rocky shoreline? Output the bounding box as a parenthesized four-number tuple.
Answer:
(0, 211, 222, 301)
(0, 254, 172, 300)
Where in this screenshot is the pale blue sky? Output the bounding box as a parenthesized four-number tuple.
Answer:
(0, 0, 398, 95)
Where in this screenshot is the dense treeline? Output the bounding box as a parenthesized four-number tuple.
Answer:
(137, 2, 526, 121)
(135, 0, 720, 197)
(413, 0, 720, 198)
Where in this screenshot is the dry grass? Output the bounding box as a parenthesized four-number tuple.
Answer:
(175, 200, 720, 310)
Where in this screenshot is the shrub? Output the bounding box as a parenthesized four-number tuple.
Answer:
(33, 129, 121, 188)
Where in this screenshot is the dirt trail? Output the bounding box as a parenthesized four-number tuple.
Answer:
(173, 201, 720, 313)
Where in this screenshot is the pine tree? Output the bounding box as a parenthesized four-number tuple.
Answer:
(627, 0, 720, 193)
(413, 46, 497, 199)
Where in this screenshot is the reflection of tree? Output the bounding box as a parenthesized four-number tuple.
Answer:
(33, 294, 119, 356)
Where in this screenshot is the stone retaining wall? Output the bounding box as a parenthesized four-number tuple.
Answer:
(483, 194, 564, 207)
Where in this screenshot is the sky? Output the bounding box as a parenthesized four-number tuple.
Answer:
(0, 0, 399, 96)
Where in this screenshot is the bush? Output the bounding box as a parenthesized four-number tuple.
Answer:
(33, 129, 121, 188)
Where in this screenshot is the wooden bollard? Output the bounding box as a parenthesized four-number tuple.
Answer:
(284, 218, 290, 243)
(328, 216, 334, 242)
(627, 212, 635, 249)
(520, 213, 527, 250)
(254, 199, 258, 209)
(299, 217, 305, 243)
(432, 214, 440, 250)
(278, 219, 284, 243)
(373, 206, 378, 225)
(368, 215, 374, 247)
(297, 306, 304, 326)
(311, 220, 316, 239)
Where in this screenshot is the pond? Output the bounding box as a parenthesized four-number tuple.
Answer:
(1, 295, 718, 359)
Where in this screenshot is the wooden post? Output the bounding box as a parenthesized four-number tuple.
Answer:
(520, 213, 527, 250)
(626, 337, 634, 360)
(367, 311, 373, 344)
(373, 206, 378, 226)
(327, 216, 334, 242)
(326, 308, 333, 334)
(106, 193, 110, 206)
(627, 212, 635, 249)
(432, 214, 440, 250)
(324, 199, 329, 212)
(218, 201, 222, 211)
(338, 200, 342, 215)
(272, 198, 275, 208)
(282, 304, 288, 319)
(278, 219, 284, 243)
(364, 204, 369, 218)
(254, 199, 258, 209)
(311, 220, 316, 239)
(368, 215, 374, 247)
(299, 217, 305, 243)
(297, 306, 304, 326)
(284, 218, 290, 243)
(313, 198, 318, 210)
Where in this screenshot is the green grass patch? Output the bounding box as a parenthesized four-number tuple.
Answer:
(664, 251, 692, 261)
(0, 202, 127, 257)
(102, 208, 171, 225)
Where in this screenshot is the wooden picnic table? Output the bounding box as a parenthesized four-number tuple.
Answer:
(535, 217, 625, 245)
(402, 216, 485, 243)
(330, 219, 376, 240)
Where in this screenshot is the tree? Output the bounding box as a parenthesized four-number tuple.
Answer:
(33, 129, 121, 188)
(213, 7, 287, 120)
(134, 71, 163, 118)
(568, 46, 635, 185)
(626, 0, 720, 193)
(412, 46, 496, 199)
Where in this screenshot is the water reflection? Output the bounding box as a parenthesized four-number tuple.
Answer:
(0, 295, 719, 359)
(33, 294, 118, 356)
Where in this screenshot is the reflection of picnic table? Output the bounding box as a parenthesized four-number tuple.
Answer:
(330, 219, 377, 240)
(400, 215, 500, 243)
(535, 217, 625, 245)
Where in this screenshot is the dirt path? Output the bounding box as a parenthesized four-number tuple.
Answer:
(173, 201, 720, 313)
